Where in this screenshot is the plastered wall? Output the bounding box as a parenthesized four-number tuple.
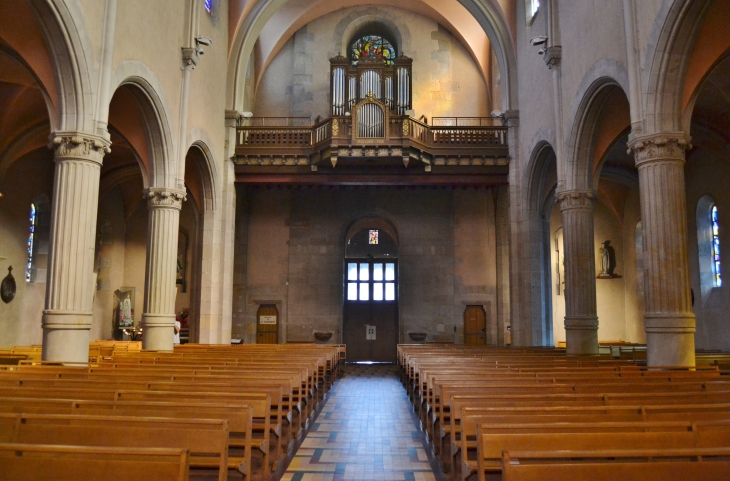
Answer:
(254, 5, 490, 121)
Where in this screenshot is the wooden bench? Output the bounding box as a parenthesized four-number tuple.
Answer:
(501, 448, 730, 481)
(0, 443, 189, 481)
(0, 413, 230, 481)
(476, 421, 730, 481)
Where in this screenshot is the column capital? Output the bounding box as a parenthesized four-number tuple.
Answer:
(555, 189, 596, 212)
(144, 187, 187, 210)
(627, 132, 691, 167)
(49, 132, 111, 165)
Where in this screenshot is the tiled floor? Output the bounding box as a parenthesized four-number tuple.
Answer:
(280, 364, 444, 481)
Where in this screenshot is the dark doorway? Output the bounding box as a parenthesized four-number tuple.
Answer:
(343, 227, 398, 362)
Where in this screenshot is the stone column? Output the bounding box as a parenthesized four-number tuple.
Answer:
(556, 190, 599, 355)
(141, 187, 186, 351)
(628, 133, 695, 366)
(42, 133, 111, 362)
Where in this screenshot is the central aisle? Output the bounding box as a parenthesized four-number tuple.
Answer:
(281, 364, 443, 481)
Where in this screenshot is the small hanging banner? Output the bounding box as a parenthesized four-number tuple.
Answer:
(1, 266, 16, 304)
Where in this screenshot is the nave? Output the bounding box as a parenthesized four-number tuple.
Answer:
(282, 364, 443, 481)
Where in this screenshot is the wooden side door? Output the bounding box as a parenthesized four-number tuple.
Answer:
(256, 304, 279, 344)
(464, 305, 486, 346)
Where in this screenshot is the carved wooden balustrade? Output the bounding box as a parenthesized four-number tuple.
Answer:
(235, 115, 510, 184)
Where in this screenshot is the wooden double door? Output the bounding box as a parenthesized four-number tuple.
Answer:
(343, 258, 398, 362)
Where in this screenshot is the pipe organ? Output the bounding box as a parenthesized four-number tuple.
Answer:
(330, 54, 412, 118)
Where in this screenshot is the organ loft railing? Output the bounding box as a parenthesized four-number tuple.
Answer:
(234, 52, 510, 184)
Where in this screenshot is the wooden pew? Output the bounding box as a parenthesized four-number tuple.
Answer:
(0, 443, 189, 481)
(501, 448, 730, 481)
(1, 413, 230, 481)
(476, 421, 730, 481)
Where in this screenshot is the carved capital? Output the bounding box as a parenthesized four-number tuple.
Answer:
(181, 47, 199, 69)
(144, 188, 186, 210)
(543, 46, 562, 69)
(556, 189, 596, 212)
(49, 132, 111, 165)
(627, 132, 691, 167)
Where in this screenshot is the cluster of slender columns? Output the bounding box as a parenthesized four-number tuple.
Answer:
(41, 132, 184, 362)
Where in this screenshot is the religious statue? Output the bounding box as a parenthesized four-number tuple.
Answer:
(118, 291, 133, 327)
(597, 240, 620, 279)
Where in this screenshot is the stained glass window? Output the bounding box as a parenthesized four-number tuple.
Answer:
(351, 36, 395, 67)
(712, 205, 722, 287)
(369, 230, 379, 245)
(204, 0, 212, 14)
(26, 203, 36, 282)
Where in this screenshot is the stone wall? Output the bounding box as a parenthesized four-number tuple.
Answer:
(233, 186, 505, 345)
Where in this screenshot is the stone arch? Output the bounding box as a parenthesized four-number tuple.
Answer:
(344, 216, 399, 249)
(524, 139, 559, 346)
(334, 7, 411, 58)
(185, 128, 221, 212)
(565, 63, 629, 191)
(110, 62, 176, 189)
(643, 0, 714, 135)
(27, 0, 97, 133)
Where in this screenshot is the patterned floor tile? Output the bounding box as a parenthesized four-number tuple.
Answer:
(279, 364, 445, 481)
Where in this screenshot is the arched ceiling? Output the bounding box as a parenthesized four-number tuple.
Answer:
(227, 0, 518, 112)
(246, 0, 494, 91)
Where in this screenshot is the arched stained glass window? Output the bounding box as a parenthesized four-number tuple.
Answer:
(204, 0, 212, 14)
(26, 203, 36, 282)
(351, 35, 395, 67)
(712, 205, 721, 287)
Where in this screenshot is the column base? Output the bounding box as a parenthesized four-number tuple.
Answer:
(141, 314, 176, 351)
(645, 314, 696, 367)
(565, 316, 599, 356)
(41, 311, 91, 363)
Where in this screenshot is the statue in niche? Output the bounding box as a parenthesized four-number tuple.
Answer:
(597, 240, 621, 279)
(114, 288, 135, 330)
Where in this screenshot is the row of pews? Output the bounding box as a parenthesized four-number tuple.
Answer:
(0, 342, 345, 481)
(398, 344, 730, 481)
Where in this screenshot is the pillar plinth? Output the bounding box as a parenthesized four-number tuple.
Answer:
(42, 133, 111, 362)
(628, 133, 695, 366)
(556, 190, 599, 356)
(141, 188, 185, 351)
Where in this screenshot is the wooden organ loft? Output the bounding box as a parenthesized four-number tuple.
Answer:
(235, 50, 510, 185)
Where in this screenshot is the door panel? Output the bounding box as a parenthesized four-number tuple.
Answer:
(343, 302, 398, 362)
(464, 305, 486, 346)
(257, 305, 278, 344)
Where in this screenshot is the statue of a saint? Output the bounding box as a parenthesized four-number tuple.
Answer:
(119, 292, 133, 327)
(598, 240, 619, 278)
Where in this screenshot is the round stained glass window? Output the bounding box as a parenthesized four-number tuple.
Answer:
(351, 36, 396, 67)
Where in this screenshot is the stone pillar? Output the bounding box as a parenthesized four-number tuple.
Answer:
(141, 187, 186, 351)
(42, 133, 111, 362)
(628, 133, 695, 366)
(556, 190, 599, 355)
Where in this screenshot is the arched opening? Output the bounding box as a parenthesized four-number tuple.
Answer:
(343, 218, 398, 362)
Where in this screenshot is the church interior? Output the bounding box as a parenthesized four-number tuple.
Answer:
(1, 0, 730, 479)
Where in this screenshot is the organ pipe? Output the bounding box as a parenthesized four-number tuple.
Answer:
(332, 68, 345, 116)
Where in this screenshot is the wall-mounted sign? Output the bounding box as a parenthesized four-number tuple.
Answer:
(259, 315, 277, 325)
